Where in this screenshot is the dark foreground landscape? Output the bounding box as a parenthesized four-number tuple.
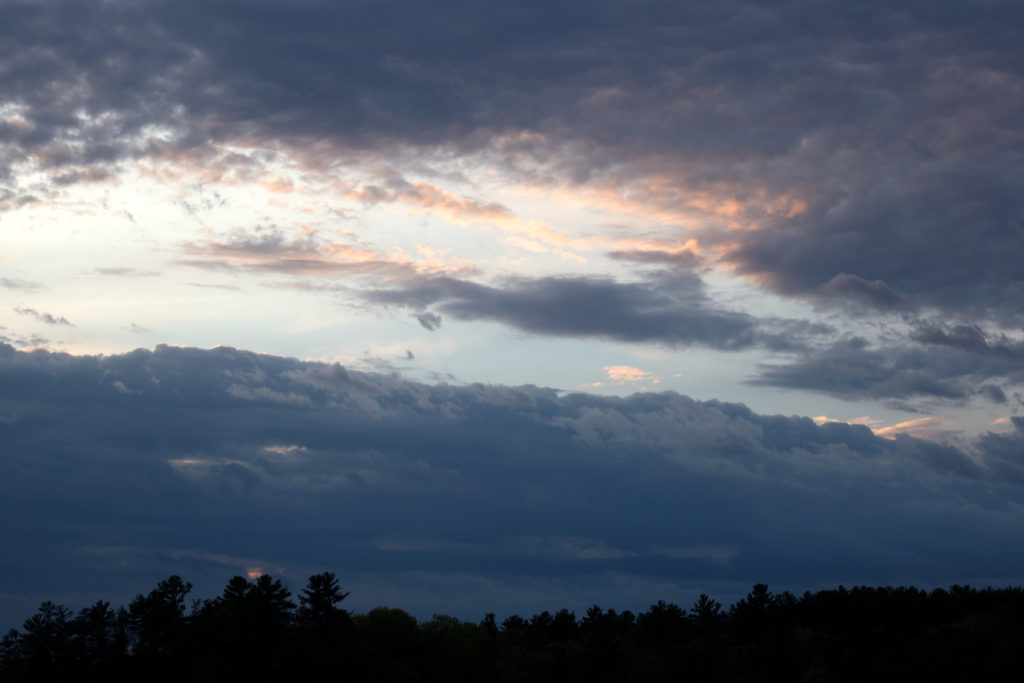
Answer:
(3, 573, 1024, 682)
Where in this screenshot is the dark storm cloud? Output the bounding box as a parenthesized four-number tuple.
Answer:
(976, 417, 1024, 486)
(910, 322, 1024, 359)
(816, 274, 909, 313)
(0, 0, 559, 176)
(368, 273, 778, 350)
(2, 1, 1022, 323)
(718, 161, 1024, 320)
(753, 322, 1024, 404)
(753, 337, 967, 401)
(754, 318, 837, 353)
(977, 384, 1008, 404)
(2, 343, 1024, 629)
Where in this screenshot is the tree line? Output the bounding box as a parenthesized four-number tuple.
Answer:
(3, 575, 1024, 681)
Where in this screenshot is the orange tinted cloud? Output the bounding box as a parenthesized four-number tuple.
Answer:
(541, 176, 807, 238)
(812, 415, 884, 429)
(875, 417, 960, 442)
(604, 365, 660, 385)
(181, 226, 472, 278)
(337, 172, 590, 252)
(340, 179, 511, 224)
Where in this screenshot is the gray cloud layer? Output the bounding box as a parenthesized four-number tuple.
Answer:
(753, 322, 1024, 405)
(2, 0, 1022, 320)
(2, 343, 1024, 629)
(368, 273, 764, 349)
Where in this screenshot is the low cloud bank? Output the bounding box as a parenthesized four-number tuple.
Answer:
(1, 343, 1023, 628)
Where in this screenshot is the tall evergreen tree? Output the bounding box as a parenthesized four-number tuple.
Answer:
(297, 571, 350, 629)
(127, 575, 192, 658)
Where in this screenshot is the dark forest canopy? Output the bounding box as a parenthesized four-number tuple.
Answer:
(3, 573, 1024, 682)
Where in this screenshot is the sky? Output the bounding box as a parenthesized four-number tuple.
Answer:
(2, 0, 1024, 627)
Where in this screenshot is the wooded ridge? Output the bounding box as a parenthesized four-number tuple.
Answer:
(3, 574, 1023, 682)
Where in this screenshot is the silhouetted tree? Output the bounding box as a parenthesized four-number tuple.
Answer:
(19, 601, 73, 677)
(0, 629, 23, 680)
(297, 571, 350, 629)
(578, 606, 634, 683)
(354, 607, 421, 682)
(420, 614, 492, 683)
(294, 572, 352, 677)
(501, 614, 526, 632)
(221, 575, 251, 605)
(637, 600, 687, 641)
(550, 608, 578, 641)
(188, 575, 256, 677)
(479, 612, 499, 639)
(7, 574, 1024, 682)
(730, 584, 776, 637)
(70, 600, 127, 674)
(690, 593, 723, 632)
(244, 575, 296, 676)
(249, 574, 295, 630)
(634, 600, 688, 681)
(127, 575, 191, 659)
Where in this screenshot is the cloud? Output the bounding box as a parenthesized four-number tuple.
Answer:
(607, 249, 703, 269)
(123, 323, 153, 334)
(910, 322, 1024, 359)
(0, 0, 1019, 326)
(603, 366, 660, 385)
(414, 312, 442, 331)
(0, 278, 43, 291)
(816, 274, 909, 313)
(753, 338, 968, 402)
(973, 417, 1024, 486)
(977, 384, 1008, 404)
(1, 343, 1024, 629)
(340, 172, 512, 224)
(179, 225, 471, 280)
(753, 324, 1024, 406)
(368, 271, 833, 352)
(874, 417, 962, 443)
(93, 267, 160, 277)
(188, 282, 243, 291)
(13, 307, 73, 326)
(0, 329, 49, 348)
(368, 273, 768, 350)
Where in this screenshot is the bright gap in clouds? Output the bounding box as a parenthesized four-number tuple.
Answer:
(2, 146, 731, 369)
(1, 146, 1010, 441)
